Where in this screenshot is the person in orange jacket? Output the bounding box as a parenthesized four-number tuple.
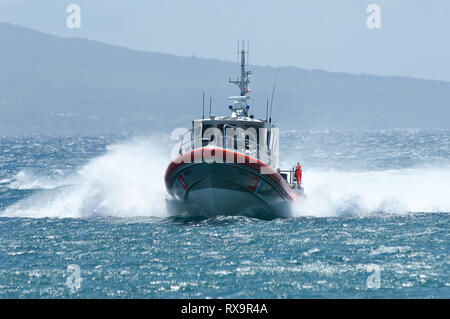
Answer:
(294, 162, 302, 186)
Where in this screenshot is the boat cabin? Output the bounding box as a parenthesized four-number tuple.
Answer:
(177, 42, 279, 170)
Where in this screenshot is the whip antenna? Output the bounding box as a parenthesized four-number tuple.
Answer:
(269, 71, 279, 124)
(202, 92, 205, 119)
(269, 81, 276, 124)
(209, 97, 212, 117)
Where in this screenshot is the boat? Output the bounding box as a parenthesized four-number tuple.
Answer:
(164, 43, 305, 218)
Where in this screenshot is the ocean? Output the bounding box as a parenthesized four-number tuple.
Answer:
(0, 129, 449, 298)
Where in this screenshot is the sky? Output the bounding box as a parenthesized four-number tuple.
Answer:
(1, 0, 450, 82)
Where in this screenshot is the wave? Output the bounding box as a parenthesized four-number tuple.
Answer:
(5, 169, 71, 190)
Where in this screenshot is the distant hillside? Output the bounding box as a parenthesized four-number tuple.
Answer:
(1, 23, 449, 134)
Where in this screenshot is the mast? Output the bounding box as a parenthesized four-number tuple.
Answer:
(228, 40, 252, 117)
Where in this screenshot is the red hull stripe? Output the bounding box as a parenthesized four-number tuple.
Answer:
(164, 147, 301, 201)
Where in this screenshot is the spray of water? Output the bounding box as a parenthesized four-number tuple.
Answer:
(6, 169, 71, 190)
(2, 136, 450, 218)
(2, 136, 172, 218)
(293, 168, 450, 217)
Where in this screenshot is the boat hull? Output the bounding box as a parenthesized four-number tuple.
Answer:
(164, 148, 303, 218)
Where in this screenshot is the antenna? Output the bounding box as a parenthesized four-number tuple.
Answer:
(266, 98, 269, 122)
(247, 40, 249, 66)
(228, 39, 251, 117)
(202, 92, 205, 119)
(237, 40, 239, 64)
(269, 72, 279, 124)
(209, 97, 212, 117)
(269, 82, 276, 124)
(251, 96, 255, 116)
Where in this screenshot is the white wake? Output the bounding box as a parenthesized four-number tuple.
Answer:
(293, 168, 450, 217)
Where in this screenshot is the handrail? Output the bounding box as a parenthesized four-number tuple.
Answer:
(177, 128, 194, 155)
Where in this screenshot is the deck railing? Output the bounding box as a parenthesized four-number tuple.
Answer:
(176, 125, 277, 168)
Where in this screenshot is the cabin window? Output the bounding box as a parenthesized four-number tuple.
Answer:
(201, 125, 213, 147)
(202, 125, 223, 148)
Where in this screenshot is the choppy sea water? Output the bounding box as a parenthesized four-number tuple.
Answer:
(0, 129, 449, 298)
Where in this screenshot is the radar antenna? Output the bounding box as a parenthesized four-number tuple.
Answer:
(228, 39, 252, 117)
